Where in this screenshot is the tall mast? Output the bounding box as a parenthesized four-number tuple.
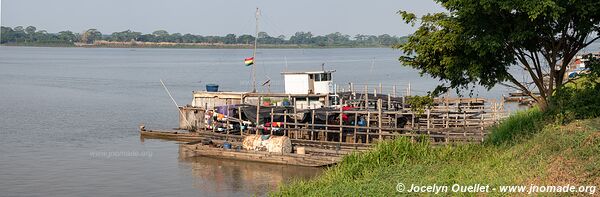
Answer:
(252, 7, 259, 93)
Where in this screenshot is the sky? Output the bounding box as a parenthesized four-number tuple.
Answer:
(1, 0, 445, 37)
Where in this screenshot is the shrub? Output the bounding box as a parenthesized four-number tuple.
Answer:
(548, 78, 600, 124)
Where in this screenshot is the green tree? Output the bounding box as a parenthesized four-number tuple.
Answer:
(289, 31, 313, 44)
(398, 0, 600, 110)
(13, 26, 24, 32)
(152, 30, 169, 42)
(57, 31, 77, 42)
(25, 26, 37, 41)
(110, 30, 141, 42)
(10, 26, 27, 42)
(139, 34, 156, 42)
(170, 33, 182, 43)
(1, 26, 15, 43)
(81, 29, 102, 44)
(377, 34, 396, 46)
(152, 30, 169, 37)
(223, 33, 237, 44)
(237, 34, 255, 44)
(325, 32, 351, 45)
(180, 33, 195, 43)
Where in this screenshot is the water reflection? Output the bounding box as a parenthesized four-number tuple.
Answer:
(178, 152, 324, 196)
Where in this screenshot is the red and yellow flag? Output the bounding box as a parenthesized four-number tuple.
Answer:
(244, 57, 254, 66)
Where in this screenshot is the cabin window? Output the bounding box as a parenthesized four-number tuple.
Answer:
(323, 73, 331, 81)
(313, 73, 331, 82)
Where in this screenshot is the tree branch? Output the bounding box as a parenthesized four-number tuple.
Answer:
(516, 48, 547, 99)
(505, 72, 540, 103)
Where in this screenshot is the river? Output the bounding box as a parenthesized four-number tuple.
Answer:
(0, 46, 514, 196)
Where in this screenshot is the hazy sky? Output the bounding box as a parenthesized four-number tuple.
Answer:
(1, 0, 444, 37)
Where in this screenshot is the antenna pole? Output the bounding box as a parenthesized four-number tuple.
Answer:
(252, 8, 259, 93)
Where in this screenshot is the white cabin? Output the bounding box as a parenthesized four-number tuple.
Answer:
(282, 70, 335, 95)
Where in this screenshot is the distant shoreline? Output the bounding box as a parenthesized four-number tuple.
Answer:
(1, 41, 391, 49)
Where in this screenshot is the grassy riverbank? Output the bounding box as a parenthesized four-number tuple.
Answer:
(274, 108, 600, 196)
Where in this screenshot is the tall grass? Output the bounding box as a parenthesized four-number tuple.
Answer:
(485, 107, 545, 146)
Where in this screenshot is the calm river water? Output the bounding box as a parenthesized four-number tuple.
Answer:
(0, 46, 513, 196)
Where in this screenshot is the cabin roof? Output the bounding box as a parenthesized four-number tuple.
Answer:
(192, 91, 328, 98)
(281, 70, 336, 75)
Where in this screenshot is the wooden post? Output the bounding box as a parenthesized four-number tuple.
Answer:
(325, 91, 330, 107)
(212, 110, 216, 133)
(256, 96, 261, 135)
(364, 85, 369, 110)
(463, 111, 467, 138)
(455, 114, 459, 128)
(284, 109, 288, 137)
(463, 111, 467, 137)
(463, 111, 467, 127)
(339, 107, 343, 143)
(293, 98, 298, 139)
(238, 106, 243, 136)
(354, 111, 358, 144)
(402, 96, 406, 109)
(365, 85, 369, 110)
(270, 108, 274, 135)
(446, 98, 450, 128)
(378, 83, 382, 96)
(350, 83, 356, 104)
(311, 110, 315, 141)
(325, 111, 329, 141)
(445, 110, 449, 128)
(378, 99, 383, 141)
(392, 85, 396, 97)
(394, 111, 398, 130)
(366, 111, 371, 144)
(387, 93, 391, 110)
(411, 111, 415, 130)
(426, 109, 430, 135)
(306, 97, 309, 109)
(480, 112, 484, 142)
(226, 104, 230, 136)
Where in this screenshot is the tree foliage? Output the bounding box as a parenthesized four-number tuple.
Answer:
(80, 29, 102, 44)
(406, 95, 434, 115)
(109, 30, 141, 42)
(1, 26, 76, 44)
(397, 0, 600, 110)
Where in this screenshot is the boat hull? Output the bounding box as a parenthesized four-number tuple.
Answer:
(179, 143, 341, 167)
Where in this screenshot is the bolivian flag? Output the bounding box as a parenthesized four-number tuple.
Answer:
(244, 57, 254, 66)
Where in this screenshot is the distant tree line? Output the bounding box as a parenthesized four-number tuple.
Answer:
(1, 26, 407, 47)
